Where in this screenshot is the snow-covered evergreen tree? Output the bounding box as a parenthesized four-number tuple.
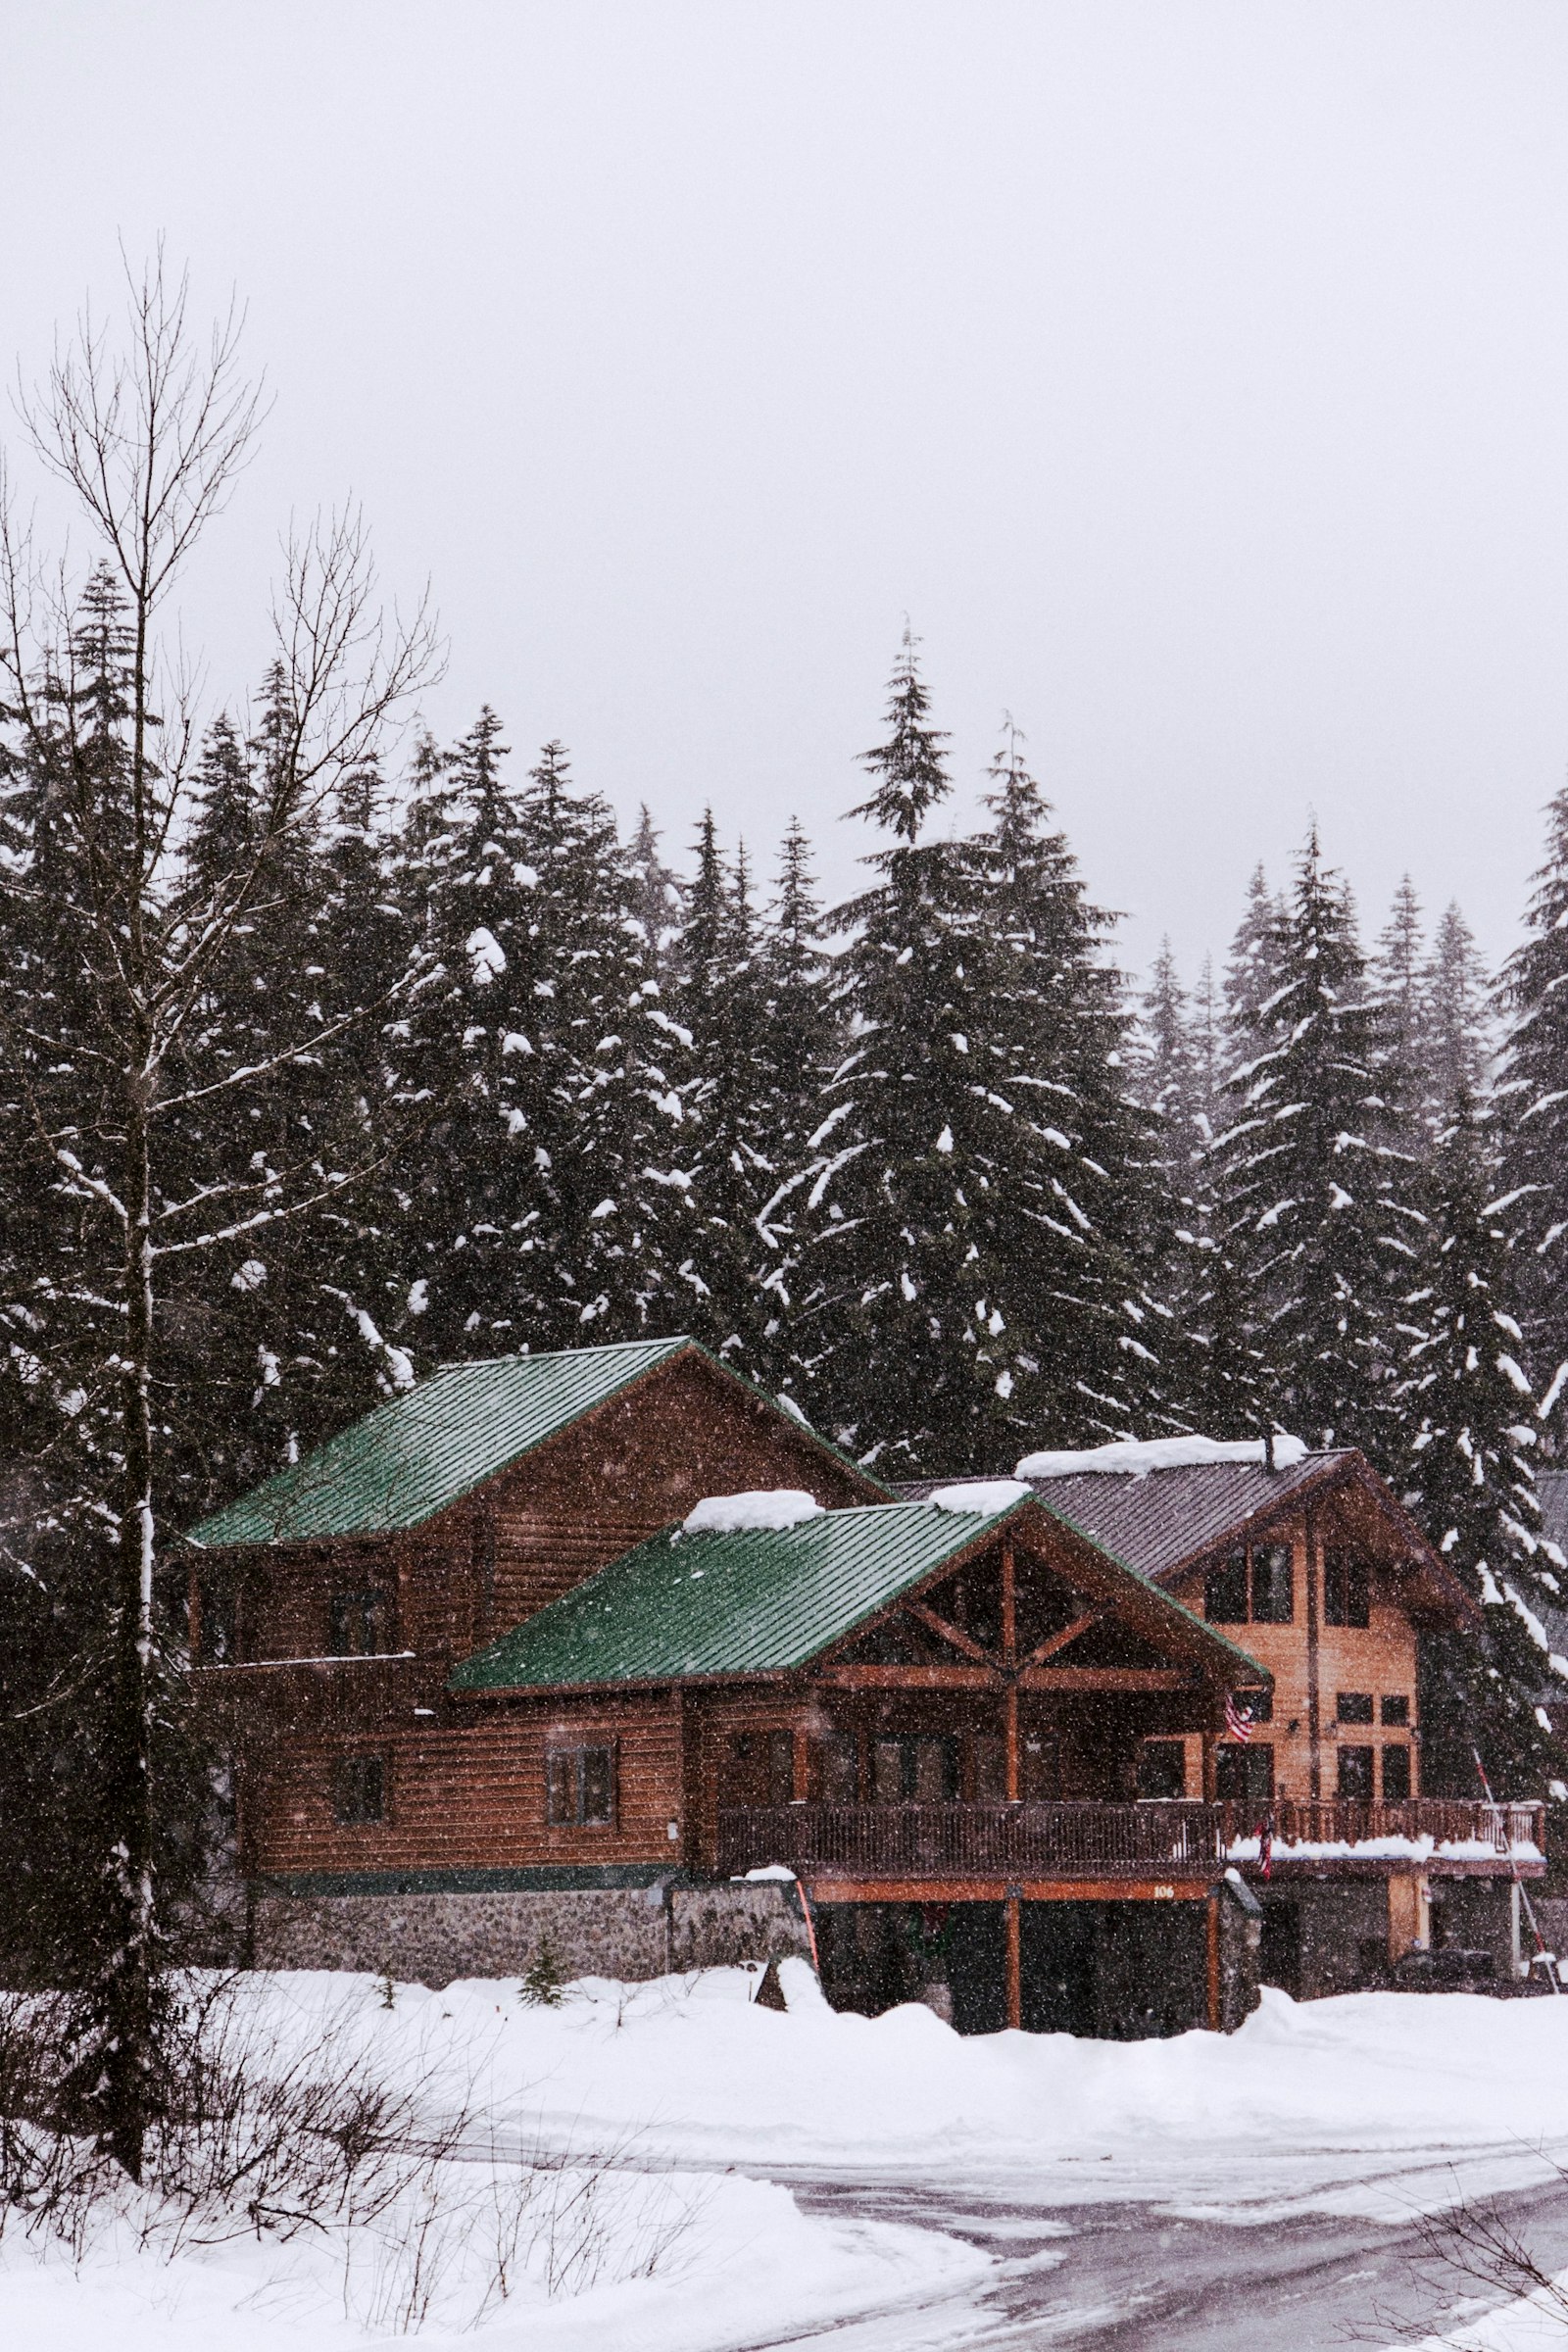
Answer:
(1210, 831, 1415, 1457)
(1496, 785, 1568, 1401)
(1425, 902, 1494, 1119)
(1399, 1091, 1568, 1797)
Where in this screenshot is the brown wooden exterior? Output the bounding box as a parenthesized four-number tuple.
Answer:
(1152, 1459, 1461, 1809)
(191, 1352, 1525, 2035)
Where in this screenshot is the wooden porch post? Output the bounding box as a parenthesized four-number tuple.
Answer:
(1005, 1891, 1022, 2031)
(1002, 1539, 1020, 1803)
(791, 1724, 811, 1803)
(1205, 1886, 1222, 2031)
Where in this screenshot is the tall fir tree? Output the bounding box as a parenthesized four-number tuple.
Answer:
(793, 635, 1010, 1468)
(1496, 784, 1568, 1411)
(1399, 1090, 1568, 1797)
(1209, 831, 1415, 1456)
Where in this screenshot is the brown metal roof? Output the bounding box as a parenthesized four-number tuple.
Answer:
(903, 1451, 1350, 1583)
(902, 1449, 1476, 1627)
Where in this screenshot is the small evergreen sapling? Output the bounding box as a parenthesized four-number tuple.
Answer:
(518, 1932, 568, 2007)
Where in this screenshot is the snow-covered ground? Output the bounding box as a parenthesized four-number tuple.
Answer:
(10, 1965, 1568, 2348)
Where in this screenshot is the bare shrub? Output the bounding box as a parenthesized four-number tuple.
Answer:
(0, 1972, 699, 2332)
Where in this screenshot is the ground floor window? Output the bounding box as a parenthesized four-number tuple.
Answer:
(547, 1741, 616, 1827)
(332, 1752, 386, 1826)
(1215, 1742, 1274, 1802)
(1336, 1744, 1375, 1799)
(1380, 1743, 1411, 1800)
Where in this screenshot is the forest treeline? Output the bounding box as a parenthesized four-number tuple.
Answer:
(6, 578, 1568, 1977)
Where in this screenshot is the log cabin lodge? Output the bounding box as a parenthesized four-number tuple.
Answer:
(186, 1337, 1544, 2035)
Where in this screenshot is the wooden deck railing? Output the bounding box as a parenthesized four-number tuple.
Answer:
(714, 1798, 1544, 1881)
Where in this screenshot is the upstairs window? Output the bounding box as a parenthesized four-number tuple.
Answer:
(1336, 1691, 1375, 1725)
(1203, 1544, 1294, 1624)
(1381, 1693, 1410, 1726)
(328, 1588, 391, 1658)
(1250, 1544, 1295, 1624)
(1137, 1740, 1188, 1799)
(332, 1753, 386, 1826)
(547, 1743, 615, 1828)
(1323, 1550, 1370, 1629)
(1204, 1552, 1249, 1623)
(1381, 1745, 1411, 1800)
(1216, 1744, 1274, 1803)
(1337, 1745, 1375, 1799)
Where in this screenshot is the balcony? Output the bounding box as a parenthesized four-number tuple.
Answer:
(715, 1798, 1545, 1885)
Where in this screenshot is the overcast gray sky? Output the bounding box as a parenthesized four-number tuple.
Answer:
(5, 2, 1568, 990)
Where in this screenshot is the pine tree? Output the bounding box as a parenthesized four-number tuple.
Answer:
(794, 636, 1008, 1469)
(1223, 863, 1287, 1071)
(668, 815, 773, 1364)
(752, 819, 839, 1368)
(1425, 903, 1494, 1118)
(1496, 786, 1568, 1405)
(1399, 1091, 1568, 1797)
(1210, 831, 1414, 1456)
(625, 803, 681, 980)
(975, 721, 1183, 1446)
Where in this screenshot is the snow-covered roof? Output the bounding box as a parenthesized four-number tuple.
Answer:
(682, 1490, 824, 1536)
(1014, 1435, 1308, 1480)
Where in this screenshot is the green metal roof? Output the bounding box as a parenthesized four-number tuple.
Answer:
(186, 1338, 691, 1547)
(450, 1500, 1018, 1689)
(448, 1493, 1275, 1694)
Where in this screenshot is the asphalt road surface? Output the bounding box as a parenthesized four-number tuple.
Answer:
(752, 2175, 1568, 2350)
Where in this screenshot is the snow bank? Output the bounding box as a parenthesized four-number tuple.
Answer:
(1015, 1433, 1309, 1479)
(926, 1478, 1032, 1514)
(1227, 1835, 1543, 1864)
(0, 2164, 990, 2352)
(221, 1966, 1568, 2213)
(681, 1489, 824, 1536)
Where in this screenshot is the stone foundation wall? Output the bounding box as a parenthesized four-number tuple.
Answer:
(250, 1879, 810, 1989)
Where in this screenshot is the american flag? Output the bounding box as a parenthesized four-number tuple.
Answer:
(1224, 1692, 1254, 1741)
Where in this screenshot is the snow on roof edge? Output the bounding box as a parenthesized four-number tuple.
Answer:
(1013, 1434, 1310, 1481)
(681, 1489, 826, 1537)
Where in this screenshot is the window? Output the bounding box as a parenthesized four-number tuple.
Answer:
(1204, 1552, 1249, 1623)
(546, 1743, 615, 1827)
(332, 1753, 385, 1825)
(1250, 1544, 1295, 1624)
(1336, 1690, 1375, 1725)
(971, 1735, 1008, 1802)
(727, 1730, 794, 1806)
(1381, 1693, 1410, 1726)
(872, 1735, 957, 1803)
(819, 1731, 859, 1803)
(1323, 1550, 1370, 1629)
(328, 1588, 390, 1658)
(195, 1577, 238, 1664)
(1138, 1740, 1187, 1799)
(1381, 1744, 1411, 1800)
(1337, 1745, 1375, 1799)
(1203, 1545, 1293, 1624)
(1216, 1743, 1274, 1803)
(1239, 1687, 1274, 1726)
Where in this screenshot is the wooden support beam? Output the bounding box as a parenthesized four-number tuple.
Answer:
(1206, 1887, 1222, 2031)
(805, 1876, 1218, 1905)
(1017, 1666, 1193, 1692)
(1001, 1540, 1016, 1666)
(1004, 1681, 1019, 1804)
(1005, 1893, 1022, 2032)
(815, 1664, 1003, 1690)
(791, 1724, 810, 1803)
(904, 1601, 996, 1667)
(1024, 1610, 1102, 1668)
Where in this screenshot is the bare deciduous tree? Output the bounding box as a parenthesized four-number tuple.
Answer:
(0, 252, 439, 2177)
